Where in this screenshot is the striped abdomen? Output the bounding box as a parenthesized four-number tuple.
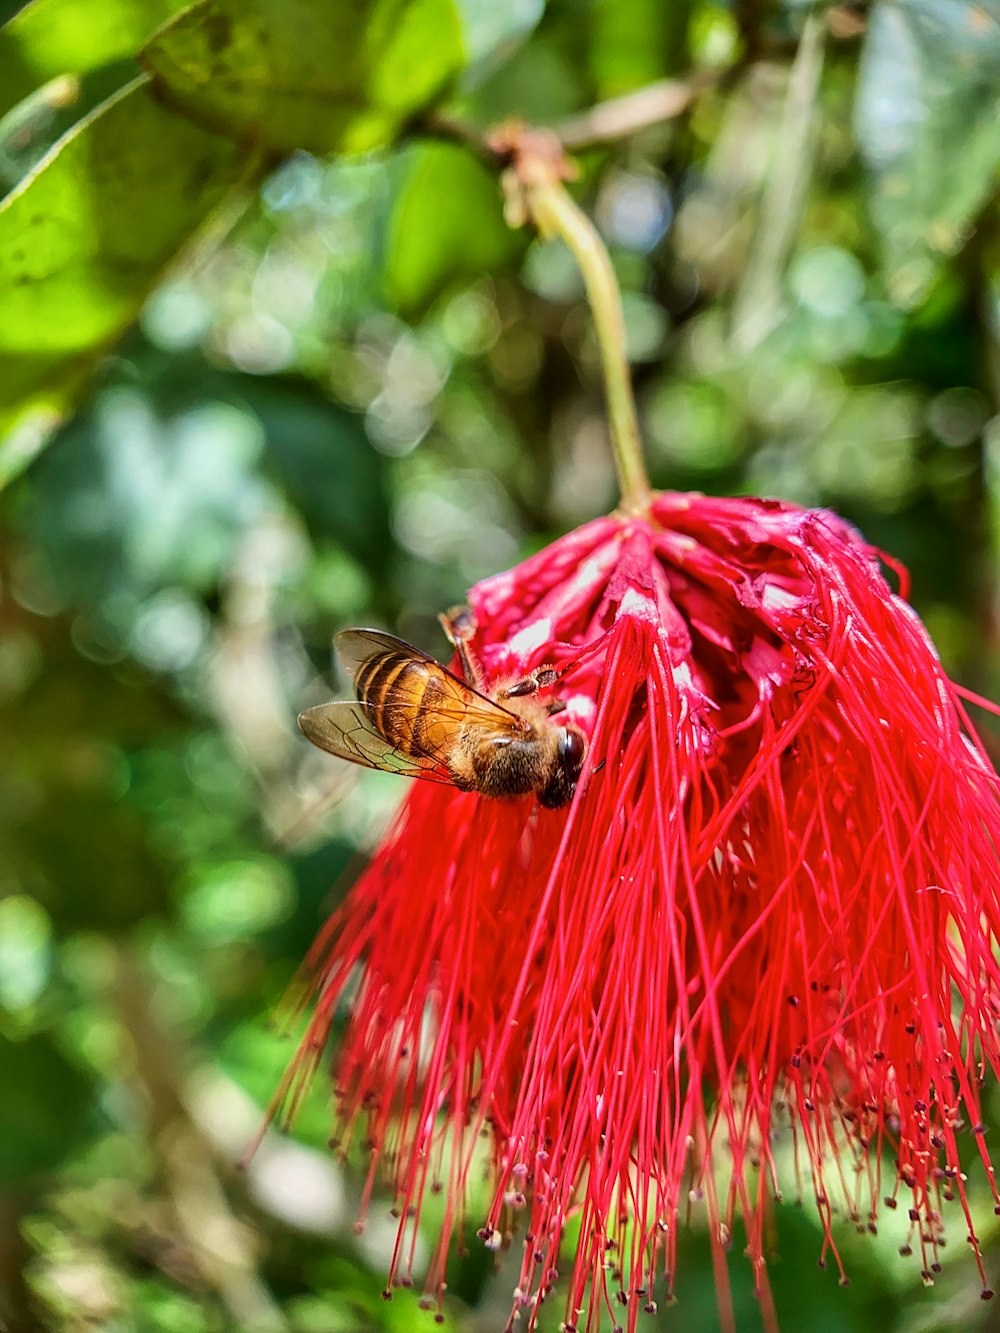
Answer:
(354, 649, 466, 758)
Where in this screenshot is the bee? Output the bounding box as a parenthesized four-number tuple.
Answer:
(298, 609, 586, 809)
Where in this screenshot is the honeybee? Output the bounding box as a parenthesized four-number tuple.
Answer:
(298, 610, 586, 809)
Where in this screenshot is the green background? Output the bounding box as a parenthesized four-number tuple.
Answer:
(3, 0, 1000, 1328)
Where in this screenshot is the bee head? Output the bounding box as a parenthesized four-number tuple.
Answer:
(538, 726, 586, 809)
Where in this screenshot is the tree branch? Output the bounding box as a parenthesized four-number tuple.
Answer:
(554, 72, 716, 150)
(417, 67, 719, 161)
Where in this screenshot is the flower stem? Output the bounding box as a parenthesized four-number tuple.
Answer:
(492, 127, 652, 515)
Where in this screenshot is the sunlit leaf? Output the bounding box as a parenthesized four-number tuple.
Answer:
(0, 76, 249, 480)
(141, 0, 466, 156)
(0, 0, 188, 119)
(856, 0, 1000, 306)
(384, 140, 520, 316)
(0, 398, 72, 489)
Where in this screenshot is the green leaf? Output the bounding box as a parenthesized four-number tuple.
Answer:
(0, 77, 249, 481)
(141, 0, 466, 157)
(0, 399, 72, 490)
(856, 0, 1000, 307)
(0, 0, 188, 120)
(384, 140, 520, 315)
(588, 0, 692, 96)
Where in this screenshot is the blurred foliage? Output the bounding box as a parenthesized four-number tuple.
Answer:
(3, 0, 1000, 1330)
(141, 0, 468, 156)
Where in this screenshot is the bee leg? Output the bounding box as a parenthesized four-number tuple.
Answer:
(438, 605, 483, 687)
(439, 605, 477, 644)
(544, 698, 567, 716)
(502, 677, 537, 699)
(503, 666, 561, 699)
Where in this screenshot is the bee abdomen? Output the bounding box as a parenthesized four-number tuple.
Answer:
(354, 651, 442, 757)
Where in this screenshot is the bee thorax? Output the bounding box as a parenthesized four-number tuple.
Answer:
(463, 731, 552, 799)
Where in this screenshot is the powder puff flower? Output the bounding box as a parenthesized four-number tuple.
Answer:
(284, 491, 1000, 1332)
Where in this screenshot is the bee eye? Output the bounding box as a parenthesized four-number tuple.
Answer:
(558, 728, 585, 770)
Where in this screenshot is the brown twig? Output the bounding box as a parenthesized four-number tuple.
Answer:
(554, 72, 718, 149)
(418, 67, 719, 161)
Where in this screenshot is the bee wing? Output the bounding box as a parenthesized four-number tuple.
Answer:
(334, 627, 520, 719)
(297, 700, 457, 783)
(334, 628, 428, 680)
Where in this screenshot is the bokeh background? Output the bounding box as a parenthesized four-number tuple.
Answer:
(4, 0, 1000, 1329)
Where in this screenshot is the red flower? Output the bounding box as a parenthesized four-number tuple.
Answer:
(282, 492, 1000, 1332)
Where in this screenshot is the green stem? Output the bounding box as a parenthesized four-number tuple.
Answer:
(497, 131, 652, 515)
(527, 176, 652, 513)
